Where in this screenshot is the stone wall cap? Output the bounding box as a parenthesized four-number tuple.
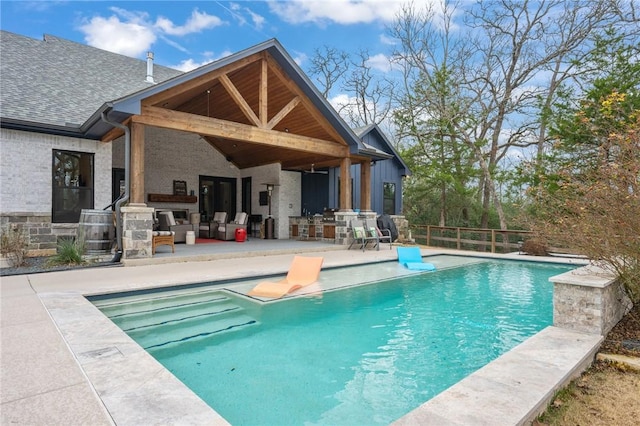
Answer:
(550, 264, 618, 288)
(120, 205, 154, 213)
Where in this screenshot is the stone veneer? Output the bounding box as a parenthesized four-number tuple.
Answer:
(0, 212, 77, 257)
(551, 265, 633, 335)
(120, 205, 154, 259)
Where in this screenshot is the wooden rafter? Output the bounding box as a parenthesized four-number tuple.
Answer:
(260, 57, 268, 126)
(219, 74, 261, 127)
(267, 97, 300, 130)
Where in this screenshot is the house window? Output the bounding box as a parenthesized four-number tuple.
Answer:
(52, 150, 94, 223)
(383, 182, 395, 215)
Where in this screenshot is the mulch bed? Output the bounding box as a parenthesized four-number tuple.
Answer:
(600, 301, 640, 357)
(0, 256, 122, 276)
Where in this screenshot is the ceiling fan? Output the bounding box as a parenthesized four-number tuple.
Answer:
(305, 164, 328, 175)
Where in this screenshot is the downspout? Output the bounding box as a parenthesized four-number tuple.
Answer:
(101, 107, 130, 263)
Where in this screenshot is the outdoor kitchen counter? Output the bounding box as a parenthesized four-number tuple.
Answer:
(288, 216, 336, 240)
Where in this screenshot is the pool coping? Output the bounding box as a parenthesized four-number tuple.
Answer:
(1, 248, 599, 425)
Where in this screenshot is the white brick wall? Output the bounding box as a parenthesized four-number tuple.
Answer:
(113, 127, 300, 238)
(0, 128, 111, 215)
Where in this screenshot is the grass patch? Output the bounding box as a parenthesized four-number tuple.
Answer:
(535, 360, 640, 425)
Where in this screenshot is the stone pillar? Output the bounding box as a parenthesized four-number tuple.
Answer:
(391, 215, 412, 243)
(120, 204, 154, 259)
(334, 211, 358, 245)
(551, 265, 633, 335)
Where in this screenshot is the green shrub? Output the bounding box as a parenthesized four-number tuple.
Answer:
(47, 238, 85, 267)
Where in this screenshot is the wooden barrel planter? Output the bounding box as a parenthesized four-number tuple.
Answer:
(77, 209, 115, 255)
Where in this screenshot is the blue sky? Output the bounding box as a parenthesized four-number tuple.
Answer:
(0, 0, 411, 74)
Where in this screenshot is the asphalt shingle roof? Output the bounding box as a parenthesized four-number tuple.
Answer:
(0, 31, 182, 128)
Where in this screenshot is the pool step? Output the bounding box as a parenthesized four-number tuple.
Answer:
(131, 309, 261, 350)
(96, 290, 262, 350)
(96, 289, 231, 318)
(110, 299, 242, 332)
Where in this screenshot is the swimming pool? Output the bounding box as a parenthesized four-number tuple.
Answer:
(92, 257, 575, 425)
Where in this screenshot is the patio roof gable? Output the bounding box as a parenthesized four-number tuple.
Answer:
(100, 39, 367, 169)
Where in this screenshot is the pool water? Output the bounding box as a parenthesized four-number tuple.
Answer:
(93, 259, 574, 425)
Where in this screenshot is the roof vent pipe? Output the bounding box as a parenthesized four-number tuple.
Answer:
(145, 51, 155, 84)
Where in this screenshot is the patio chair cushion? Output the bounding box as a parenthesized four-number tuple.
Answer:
(164, 211, 177, 226)
(152, 230, 175, 255)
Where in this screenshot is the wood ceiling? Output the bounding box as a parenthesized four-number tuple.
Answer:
(139, 51, 355, 171)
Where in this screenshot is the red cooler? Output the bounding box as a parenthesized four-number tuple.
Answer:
(235, 228, 247, 242)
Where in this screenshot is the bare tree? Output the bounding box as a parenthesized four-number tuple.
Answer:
(308, 46, 349, 99)
(340, 49, 396, 127)
(308, 47, 395, 128)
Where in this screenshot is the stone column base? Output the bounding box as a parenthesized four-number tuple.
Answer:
(120, 204, 154, 259)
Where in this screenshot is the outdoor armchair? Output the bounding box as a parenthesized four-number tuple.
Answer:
(217, 212, 248, 240)
(199, 211, 227, 239)
(365, 218, 392, 250)
(158, 211, 193, 243)
(348, 219, 379, 251)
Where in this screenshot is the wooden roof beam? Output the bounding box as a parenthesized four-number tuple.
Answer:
(219, 74, 261, 128)
(266, 97, 300, 130)
(260, 58, 268, 126)
(136, 106, 348, 158)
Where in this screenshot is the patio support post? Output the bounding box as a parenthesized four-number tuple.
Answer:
(130, 122, 145, 204)
(339, 157, 352, 210)
(360, 160, 371, 212)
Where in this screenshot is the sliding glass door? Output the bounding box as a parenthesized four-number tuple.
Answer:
(199, 176, 236, 222)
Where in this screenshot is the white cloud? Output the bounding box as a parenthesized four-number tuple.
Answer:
(225, 2, 266, 31)
(172, 58, 214, 72)
(78, 7, 224, 58)
(155, 9, 224, 36)
(160, 35, 190, 54)
(247, 8, 266, 30)
(366, 53, 391, 72)
(328, 93, 359, 119)
(292, 51, 308, 66)
(79, 11, 156, 57)
(268, 0, 403, 25)
(172, 50, 234, 72)
(379, 34, 396, 45)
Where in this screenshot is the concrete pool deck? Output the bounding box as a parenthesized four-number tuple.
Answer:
(1, 246, 599, 425)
